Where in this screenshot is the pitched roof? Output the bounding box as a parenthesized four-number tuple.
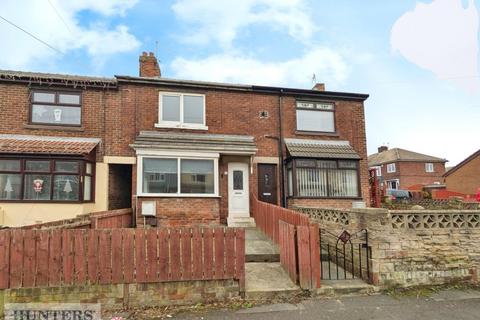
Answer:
(443, 149, 480, 177)
(0, 134, 100, 155)
(0, 70, 117, 89)
(284, 139, 361, 159)
(130, 131, 257, 155)
(368, 148, 447, 166)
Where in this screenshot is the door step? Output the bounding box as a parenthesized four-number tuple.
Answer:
(245, 262, 301, 300)
(316, 280, 378, 296)
(245, 228, 279, 262)
(227, 217, 256, 228)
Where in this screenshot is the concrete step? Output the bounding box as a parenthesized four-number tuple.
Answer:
(246, 253, 280, 263)
(316, 279, 378, 297)
(245, 262, 301, 300)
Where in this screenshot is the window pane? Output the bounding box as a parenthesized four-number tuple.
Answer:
(84, 176, 92, 201)
(328, 169, 358, 197)
(296, 167, 328, 197)
(0, 173, 21, 200)
(296, 110, 335, 132)
(86, 163, 93, 175)
(162, 95, 180, 121)
(32, 105, 81, 125)
(58, 94, 80, 105)
(181, 159, 214, 194)
(24, 175, 52, 200)
(25, 160, 50, 172)
(233, 170, 243, 191)
(0, 160, 20, 171)
(53, 175, 79, 201)
(33, 92, 55, 103)
(55, 161, 79, 173)
(287, 169, 293, 196)
(143, 158, 178, 193)
(183, 95, 204, 124)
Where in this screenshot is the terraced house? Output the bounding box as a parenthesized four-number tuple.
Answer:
(0, 52, 369, 227)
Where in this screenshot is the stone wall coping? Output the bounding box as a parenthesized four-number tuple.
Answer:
(389, 210, 480, 214)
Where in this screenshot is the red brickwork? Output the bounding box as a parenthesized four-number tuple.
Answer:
(379, 161, 445, 189)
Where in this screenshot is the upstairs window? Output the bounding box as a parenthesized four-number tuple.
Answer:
(386, 163, 396, 173)
(425, 163, 434, 173)
(156, 92, 207, 130)
(296, 101, 335, 133)
(30, 91, 82, 126)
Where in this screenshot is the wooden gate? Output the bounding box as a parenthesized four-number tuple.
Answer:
(278, 220, 320, 290)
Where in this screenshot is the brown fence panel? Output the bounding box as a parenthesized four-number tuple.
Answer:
(0, 231, 10, 289)
(0, 226, 245, 290)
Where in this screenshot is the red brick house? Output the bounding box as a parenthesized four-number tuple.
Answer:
(444, 148, 480, 195)
(368, 146, 447, 191)
(0, 52, 370, 227)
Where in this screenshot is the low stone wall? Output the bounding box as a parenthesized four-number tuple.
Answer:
(0, 280, 240, 314)
(296, 206, 480, 288)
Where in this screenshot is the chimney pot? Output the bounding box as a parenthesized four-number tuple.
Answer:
(142, 51, 147, 56)
(378, 146, 388, 153)
(312, 83, 325, 91)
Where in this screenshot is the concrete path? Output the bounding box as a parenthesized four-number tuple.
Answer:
(175, 288, 480, 320)
(245, 228, 279, 262)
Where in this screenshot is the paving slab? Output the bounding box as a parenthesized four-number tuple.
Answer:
(245, 228, 279, 262)
(236, 303, 305, 314)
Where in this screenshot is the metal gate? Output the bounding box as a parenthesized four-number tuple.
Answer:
(319, 228, 371, 282)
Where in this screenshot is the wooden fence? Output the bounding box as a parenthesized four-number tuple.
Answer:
(251, 195, 320, 290)
(251, 195, 310, 244)
(0, 227, 245, 290)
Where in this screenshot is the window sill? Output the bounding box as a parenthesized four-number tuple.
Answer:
(0, 200, 90, 204)
(288, 196, 363, 200)
(295, 130, 339, 137)
(25, 124, 85, 132)
(155, 123, 208, 131)
(137, 194, 220, 198)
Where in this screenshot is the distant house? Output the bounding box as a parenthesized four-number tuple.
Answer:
(444, 149, 480, 195)
(368, 146, 447, 190)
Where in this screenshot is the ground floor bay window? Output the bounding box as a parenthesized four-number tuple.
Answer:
(287, 159, 360, 198)
(138, 155, 219, 197)
(0, 158, 94, 202)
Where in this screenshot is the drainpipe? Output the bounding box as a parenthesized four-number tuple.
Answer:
(278, 89, 286, 208)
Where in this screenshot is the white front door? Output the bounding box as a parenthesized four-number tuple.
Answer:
(228, 162, 250, 218)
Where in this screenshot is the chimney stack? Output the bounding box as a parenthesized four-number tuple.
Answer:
(378, 146, 388, 153)
(312, 83, 325, 91)
(139, 51, 161, 77)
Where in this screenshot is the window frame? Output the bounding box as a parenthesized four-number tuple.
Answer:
(386, 163, 396, 173)
(156, 92, 208, 130)
(137, 154, 219, 197)
(287, 158, 361, 199)
(30, 89, 83, 127)
(425, 163, 434, 173)
(0, 156, 94, 203)
(295, 100, 336, 134)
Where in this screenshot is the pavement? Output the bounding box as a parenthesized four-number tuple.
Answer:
(172, 288, 480, 320)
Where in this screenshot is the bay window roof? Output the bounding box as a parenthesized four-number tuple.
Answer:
(285, 138, 360, 159)
(0, 134, 100, 155)
(130, 131, 257, 155)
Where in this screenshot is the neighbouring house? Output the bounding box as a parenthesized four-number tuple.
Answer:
(444, 148, 480, 195)
(0, 52, 370, 227)
(368, 146, 447, 191)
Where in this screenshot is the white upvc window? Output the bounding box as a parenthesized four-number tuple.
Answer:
(386, 179, 399, 190)
(386, 163, 396, 173)
(137, 152, 219, 197)
(425, 163, 434, 173)
(155, 92, 208, 130)
(372, 166, 382, 177)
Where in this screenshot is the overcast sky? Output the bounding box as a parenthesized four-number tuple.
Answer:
(0, 0, 479, 166)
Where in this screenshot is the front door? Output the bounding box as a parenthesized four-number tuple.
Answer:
(228, 162, 249, 217)
(258, 164, 278, 204)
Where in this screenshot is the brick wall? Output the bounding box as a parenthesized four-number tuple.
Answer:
(445, 154, 480, 195)
(379, 161, 445, 189)
(136, 197, 220, 227)
(108, 164, 132, 210)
